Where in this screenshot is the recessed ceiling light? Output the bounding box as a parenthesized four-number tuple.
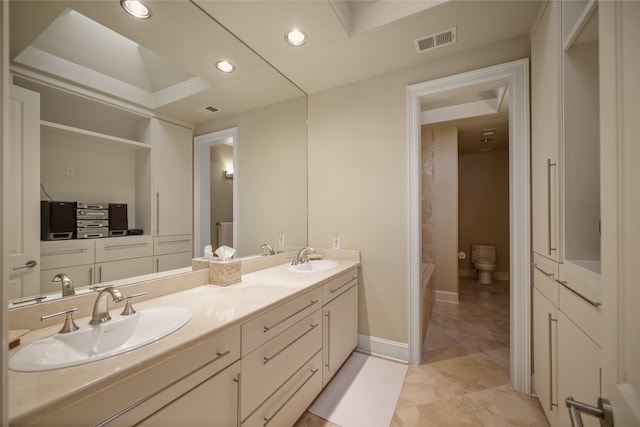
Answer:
(285, 29, 307, 46)
(215, 60, 235, 73)
(120, 0, 151, 19)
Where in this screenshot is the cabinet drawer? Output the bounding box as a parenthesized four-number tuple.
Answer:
(95, 235, 153, 262)
(558, 284, 601, 346)
(532, 253, 559, 306)
(96, 257, 153, 283)
(40, 264, 94, 293)
(242, 350, 322, 427)
(154, 252, 193, 273)
(323, 268, 358, 305)
(45, 326, 241, 426)
(241, 309, 322, 420)
(40, 240, 94, 269)
(242, 287, 322, 356)
(153, 235, 192, 256)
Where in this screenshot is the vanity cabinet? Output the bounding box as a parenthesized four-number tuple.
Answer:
(35, 326, 241, 426)
(241, 287, 323, 424)
(39, 236, 154, 292)
(137, 360, 241, 427)
(322, 269, 358, 386)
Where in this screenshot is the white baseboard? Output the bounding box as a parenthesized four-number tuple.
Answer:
(357, 334, 408, 364)
(435, 290, 459, 304)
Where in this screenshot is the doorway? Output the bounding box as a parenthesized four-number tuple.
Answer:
(407, 59, 531, 394)
(193, 127, 238, 257)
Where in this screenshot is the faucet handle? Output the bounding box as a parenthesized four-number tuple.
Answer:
(120, 292, 148, 316)
(41, 308, 79, 334)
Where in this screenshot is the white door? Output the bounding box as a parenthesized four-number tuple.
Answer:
(597, 1, 640, 425)
(6, 85, 40, 299)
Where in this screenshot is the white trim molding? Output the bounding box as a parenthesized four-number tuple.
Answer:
(406, 59, 531, 394)
(357, 334, 409, 364)
(435, 290, 459, 304)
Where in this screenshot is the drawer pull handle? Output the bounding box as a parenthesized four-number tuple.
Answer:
(329, 278, 357, 294)
(42, 248, 88, 256)
(263, 299, 319, 333)
(555, 280, 601, 307)
(531, 263, 554, 278)
(158, 239, 191, 245)
(213, 349, 231, 362)
(263, 324, 318, 365)
(263, 368, 319, 427)
(103, 243, 149, 250)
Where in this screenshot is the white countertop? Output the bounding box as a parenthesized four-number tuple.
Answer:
(8, 258, 360, 425)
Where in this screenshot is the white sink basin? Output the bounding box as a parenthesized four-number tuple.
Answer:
(9, 307, 191, 372)
(288, 259, 339, 273)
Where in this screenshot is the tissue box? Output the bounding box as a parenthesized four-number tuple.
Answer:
(192, 257, 211, 271)
(209, 259, 241, 286)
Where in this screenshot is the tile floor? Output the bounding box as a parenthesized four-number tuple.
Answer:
(295, 276, 549, 427)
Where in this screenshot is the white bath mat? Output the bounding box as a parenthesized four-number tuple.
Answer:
(309, 352, 408, 427)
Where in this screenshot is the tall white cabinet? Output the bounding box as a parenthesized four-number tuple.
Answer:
(531, 2, 602, 426)
(7, 85, 41, 300)
(151, 118, 193, 273)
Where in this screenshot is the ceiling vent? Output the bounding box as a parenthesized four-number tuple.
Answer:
(414, 27, 457, 53)
(200, 105, 219, 114)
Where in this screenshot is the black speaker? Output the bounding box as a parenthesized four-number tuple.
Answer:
(41, 201, 76, 240)
(109, 203, 128, 236)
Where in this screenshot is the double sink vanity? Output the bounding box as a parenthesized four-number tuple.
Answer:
(7, 249, 360, 426)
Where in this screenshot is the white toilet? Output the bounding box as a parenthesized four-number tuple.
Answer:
(471, 244, 496, 284)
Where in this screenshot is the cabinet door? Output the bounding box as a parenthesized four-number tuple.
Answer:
(138, 360, 240, 427)
(96, 257, 153, 283)
(323, 283, 358, 387)
(153, 119, 193, 237)
(40, 264, 94, 293)
(531, 1, 563, 262)
(557, 312, 600, 427)
(533, 288, 558, 426)
(6, 85, 41, 299)
(154, 252, 192, 273)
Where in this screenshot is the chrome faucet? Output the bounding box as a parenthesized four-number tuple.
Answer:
(260, 243, 275, 256)
(90, 286, 123, 325)
(293, 247, 316, 265)
(52, 273, 75, 297)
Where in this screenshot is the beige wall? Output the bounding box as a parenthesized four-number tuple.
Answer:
(421, 128, 435, 264)
(434, 128, 459, 294)
(308, 36, 530, 344)
(458, 150, 510, 275)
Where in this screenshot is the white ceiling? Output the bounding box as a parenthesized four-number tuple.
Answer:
(9, 0, 541, 135)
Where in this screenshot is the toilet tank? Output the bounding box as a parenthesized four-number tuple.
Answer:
(471, 244, 496, 263)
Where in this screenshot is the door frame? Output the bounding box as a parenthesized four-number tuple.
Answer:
(407, 59, 531, 394)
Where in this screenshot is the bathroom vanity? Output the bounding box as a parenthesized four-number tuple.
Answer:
(7, 252, 360, 426)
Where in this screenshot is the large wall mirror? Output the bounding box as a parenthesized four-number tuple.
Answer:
(7, 0, 307, 307)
